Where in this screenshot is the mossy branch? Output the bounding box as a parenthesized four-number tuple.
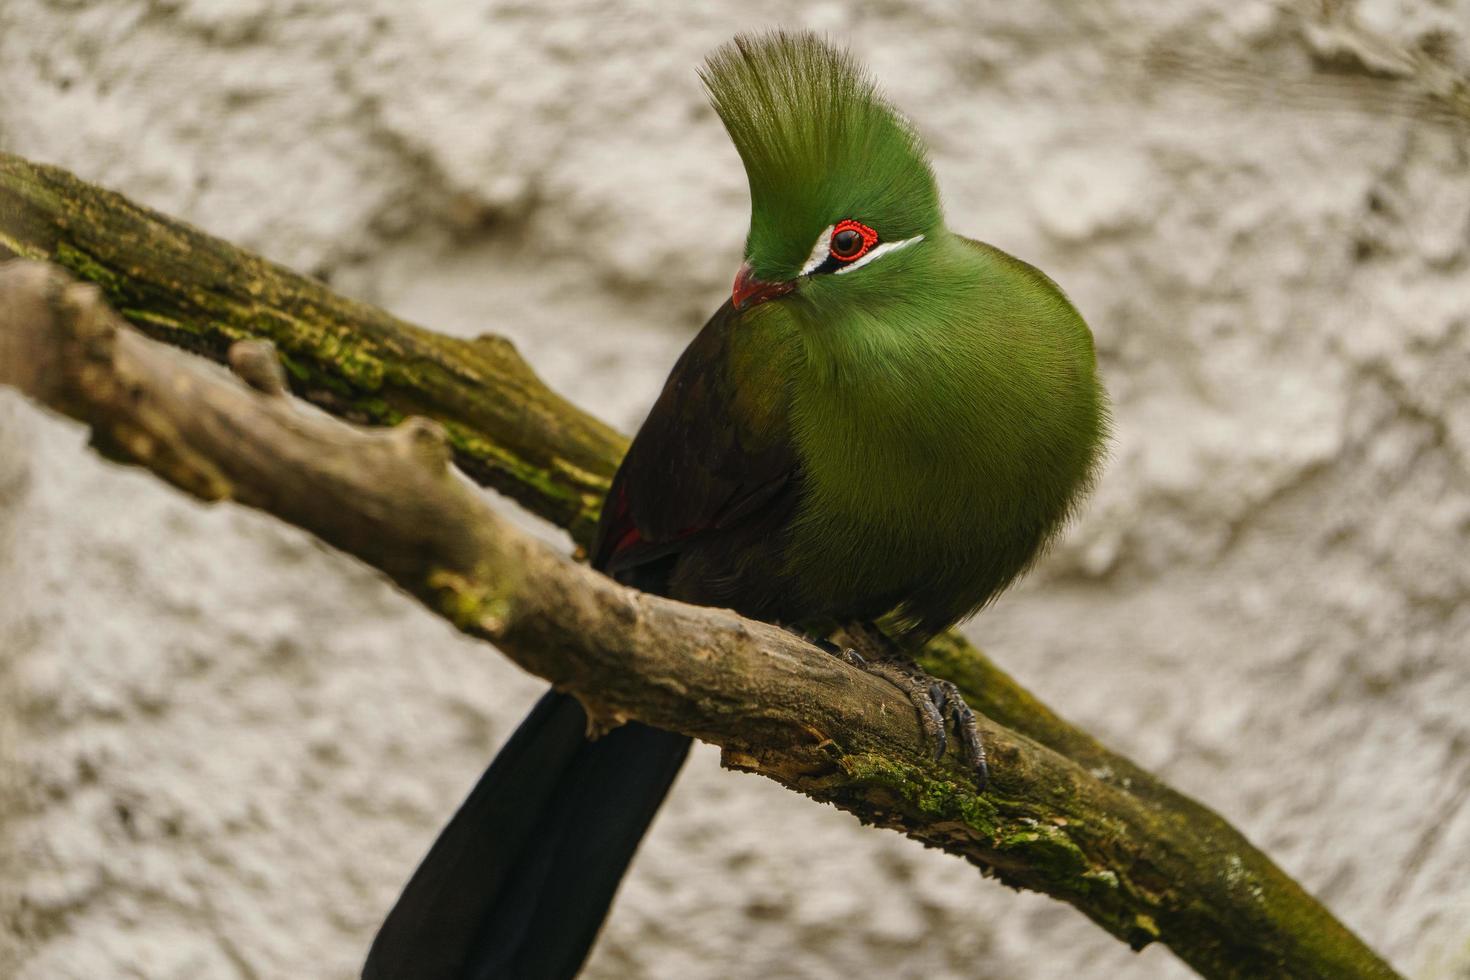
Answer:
(0, 155, 1403, 980)
(0, 154, 622, 544)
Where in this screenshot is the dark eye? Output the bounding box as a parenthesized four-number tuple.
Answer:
(827, 219, 878, 263)
(831, 228, 864, 259)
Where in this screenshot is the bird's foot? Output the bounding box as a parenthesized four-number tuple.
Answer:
(855, 658, 987, 787)
(781, 623, 987, 788)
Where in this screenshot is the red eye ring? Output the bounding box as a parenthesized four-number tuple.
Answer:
(829, 219, 878, 261)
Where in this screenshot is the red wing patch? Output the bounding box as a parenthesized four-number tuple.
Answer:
(611, 525, 643, 557)
(602, 481, 713, 570)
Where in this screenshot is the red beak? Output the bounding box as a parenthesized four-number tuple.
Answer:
(732, 262, 795, 311)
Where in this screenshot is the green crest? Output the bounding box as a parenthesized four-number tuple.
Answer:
(700, 31, 944, 281)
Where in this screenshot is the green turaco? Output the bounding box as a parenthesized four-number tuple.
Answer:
(364, 30, 1107, 980)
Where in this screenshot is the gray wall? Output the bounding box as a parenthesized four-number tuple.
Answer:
(2, 2, 1468, 977)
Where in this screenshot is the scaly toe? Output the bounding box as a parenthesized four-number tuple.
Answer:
(938, 680, 988, 787)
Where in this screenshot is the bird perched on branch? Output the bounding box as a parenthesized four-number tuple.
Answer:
(364, 30, 1107, 980)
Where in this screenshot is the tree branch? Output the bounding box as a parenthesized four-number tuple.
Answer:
(0, 153, 1174, 802)
(0, 154, 621, 544)
(0, 155, 1401, 980)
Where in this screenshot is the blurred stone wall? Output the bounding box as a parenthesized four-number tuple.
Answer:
(2, 1, 1468, 977)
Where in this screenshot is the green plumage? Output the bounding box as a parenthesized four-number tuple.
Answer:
(779, 236, 1105, 638)
(597, 30, 1109, 642)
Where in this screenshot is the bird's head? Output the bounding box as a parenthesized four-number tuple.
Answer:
(700, 32, 944, 314)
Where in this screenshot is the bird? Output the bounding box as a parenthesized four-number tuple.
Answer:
(363, 30, 1107, 980)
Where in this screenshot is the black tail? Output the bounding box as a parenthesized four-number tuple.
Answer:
(363, 689, 691, 980)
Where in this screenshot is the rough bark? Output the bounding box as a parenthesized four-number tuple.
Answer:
(0, 154, 621, 545)
(0, 158, 1403, 980)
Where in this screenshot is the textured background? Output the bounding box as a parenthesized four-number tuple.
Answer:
(2, 1, 1469, 978)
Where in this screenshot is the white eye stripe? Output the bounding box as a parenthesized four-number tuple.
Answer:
(832, 234, 924, 274)
(800, 225, 834, 276)
(799, 226, 926, 278)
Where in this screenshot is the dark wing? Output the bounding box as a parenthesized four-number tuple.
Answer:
(591, 301, 798, 591)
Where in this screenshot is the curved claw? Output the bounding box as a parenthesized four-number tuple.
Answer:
(940, 681, 988, 790)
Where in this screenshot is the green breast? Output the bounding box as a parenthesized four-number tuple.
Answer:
(776, 236, 1107, 640)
